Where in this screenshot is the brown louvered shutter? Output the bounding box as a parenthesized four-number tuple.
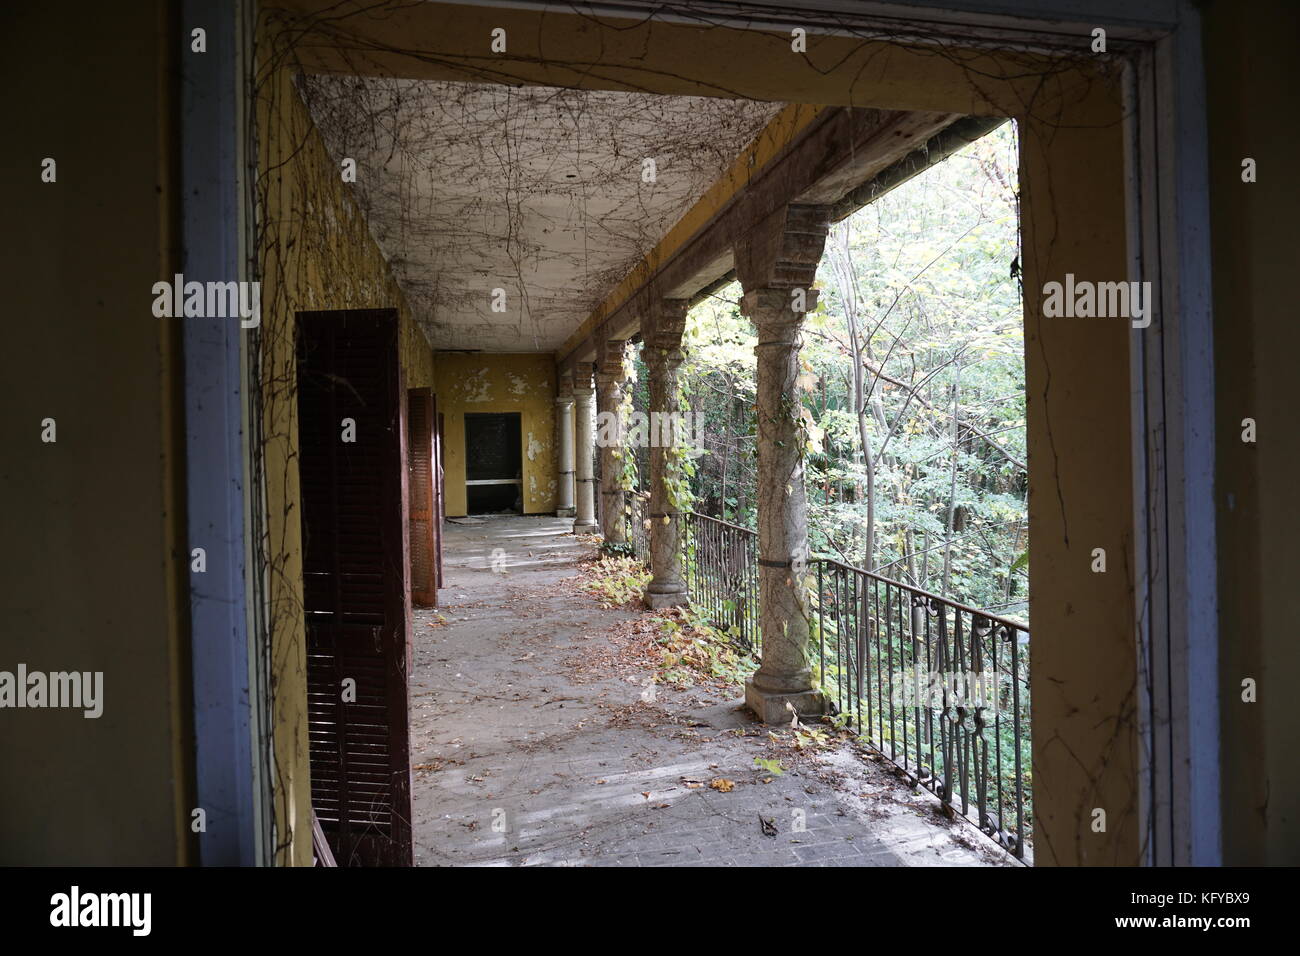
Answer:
(297, 309, 413, 867)
(408, 389, 437, 607)
(435, 407, 445, 581)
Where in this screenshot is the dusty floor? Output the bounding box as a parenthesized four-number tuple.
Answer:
(409, 515, 1014, 867)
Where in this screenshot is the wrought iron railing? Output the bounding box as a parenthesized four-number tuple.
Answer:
(635, 508, 1032, 857)
(628, 492, 651, 565)
(682, 512, 761, 653)
(812, 559, 1030, 859)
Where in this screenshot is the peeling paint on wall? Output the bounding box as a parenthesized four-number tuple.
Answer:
(462, 367, 492, 403)
(435, 353, 557, 516)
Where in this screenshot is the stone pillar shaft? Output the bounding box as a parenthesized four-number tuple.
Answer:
(556, 372, 575, 518)
(736, 204, 832, 722)
(572, 365, 598, 533)
(642, 301, 690, 609)
(747, 288, 817, 705)
(595, 340, 628, 545)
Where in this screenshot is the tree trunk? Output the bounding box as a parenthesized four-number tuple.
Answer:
(941, 366, 962, 596)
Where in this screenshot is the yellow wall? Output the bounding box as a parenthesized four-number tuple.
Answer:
(256, 27, 433, 865)
(434, 354, 558, 517)
(0, 1, 192, 864)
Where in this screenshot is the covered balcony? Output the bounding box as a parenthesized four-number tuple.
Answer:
(409, 515, 1017, 866)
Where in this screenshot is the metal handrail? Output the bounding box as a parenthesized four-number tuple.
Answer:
(641, 510, 1032, 859)
(811, 558, 1030, 859)
(681, 512, 760, 653)
(813, 556, 1030, 636)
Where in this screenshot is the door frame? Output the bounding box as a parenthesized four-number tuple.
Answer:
(463, 410, 525, 515)
(188, 0, 1217, 866)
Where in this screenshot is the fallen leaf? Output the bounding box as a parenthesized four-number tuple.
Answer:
(710, 778, 735, 793)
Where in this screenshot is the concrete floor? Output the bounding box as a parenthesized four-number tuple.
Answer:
(409, 515, 1013, 867)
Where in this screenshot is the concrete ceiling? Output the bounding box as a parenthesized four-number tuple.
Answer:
(301, 76, 784, 352)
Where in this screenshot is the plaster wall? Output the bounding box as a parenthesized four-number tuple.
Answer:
(433, 353, 558, 518)
(0, 1, 192, 864)
(256, 40, 434, 865)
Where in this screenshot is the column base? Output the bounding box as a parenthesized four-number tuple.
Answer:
(643, 587, 688, 610)
(744, 677, 825, 724)
(572, 520, 599, 533)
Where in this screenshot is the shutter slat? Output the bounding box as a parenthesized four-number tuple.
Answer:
(297, 309, 413, 867)
(408, 390, 437, 607)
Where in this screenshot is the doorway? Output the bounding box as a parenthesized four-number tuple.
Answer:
(465, 412, 522, 514)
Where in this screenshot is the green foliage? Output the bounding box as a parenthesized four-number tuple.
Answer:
(599, 540, 638, 559)
(632, 123, 1028, 623)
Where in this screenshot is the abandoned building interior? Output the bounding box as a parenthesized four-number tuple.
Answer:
(2, 0, 1297, 870)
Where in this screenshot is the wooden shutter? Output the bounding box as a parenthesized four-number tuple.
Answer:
(435, 407, 445, 581)
(297, 309, 412, 867)
(408, 389, 437, 608)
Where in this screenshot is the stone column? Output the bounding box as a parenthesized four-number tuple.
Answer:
(555, 370, 576, 518)
(642, 300, 690, 609)
(572, 363, 599, 533)
(595, 339, 629, 545)
(736, 204, 832, 723)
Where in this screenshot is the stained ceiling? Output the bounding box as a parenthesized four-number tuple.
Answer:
(301, 76, 784, 352)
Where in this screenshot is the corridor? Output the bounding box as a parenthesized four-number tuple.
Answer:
(408, 516, 1012, 867)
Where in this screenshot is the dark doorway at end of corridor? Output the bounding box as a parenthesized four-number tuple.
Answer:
(465, 412, 523, 514)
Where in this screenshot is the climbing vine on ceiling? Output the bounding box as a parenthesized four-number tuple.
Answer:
(299, 75, 784, 351)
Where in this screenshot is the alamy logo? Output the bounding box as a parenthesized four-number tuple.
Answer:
(1041, 274, 1152, 328)
(890, 667, 1004, 713)
(598, 410, 705, 457)
(151, 274, 261, 328)
(50, 886, 150, 936)
(0, 664, 102, 718)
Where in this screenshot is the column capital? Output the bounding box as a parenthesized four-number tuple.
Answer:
(740, 287, 821, 335)
(641, 298, 690, 351)
(556, 368, 575, 400)
(571, 362, 595, 396)
(734, 203, 833, 294)
(595, 339, 628, 389)
(642, 343, 685, 370)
